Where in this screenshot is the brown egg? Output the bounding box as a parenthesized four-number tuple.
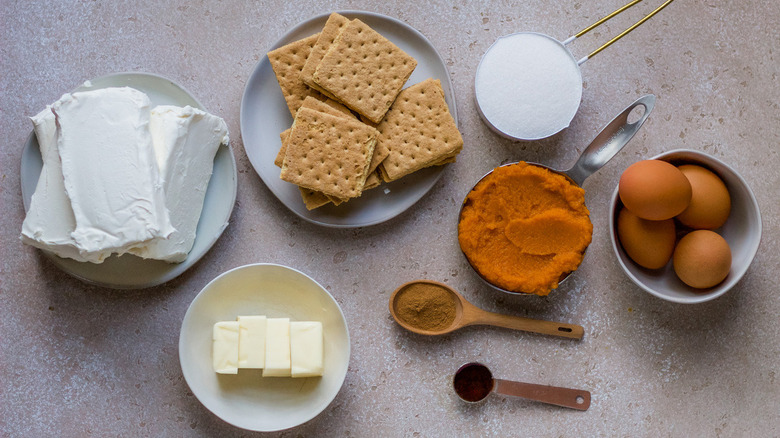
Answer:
(619, 160, 692, 220)
(617, 207, 676, 269)
(673, 230, 731, 289)
(676, 164, 731, 229)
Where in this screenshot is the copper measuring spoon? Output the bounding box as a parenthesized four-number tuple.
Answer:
(389, 280, 583, 339)
(453, 362, 591, 410)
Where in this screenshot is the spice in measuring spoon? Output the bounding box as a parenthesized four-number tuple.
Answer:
(393, 282, 457, 332)
(389, 280, 584, 339)
(453, 362, 591, 410)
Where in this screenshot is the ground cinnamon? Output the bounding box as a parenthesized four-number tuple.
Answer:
(394, 283, 457, 331)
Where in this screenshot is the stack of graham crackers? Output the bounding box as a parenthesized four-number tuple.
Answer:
(268, 13, 464, 210)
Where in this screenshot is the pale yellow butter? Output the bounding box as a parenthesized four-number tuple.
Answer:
(212, 321, 240, 374)
(263, 318, 291, 377)
(237, 315, 267, 369)
(290, 321, 324, 378)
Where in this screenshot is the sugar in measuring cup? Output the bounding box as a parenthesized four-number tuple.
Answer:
(475, 0, 674, 140)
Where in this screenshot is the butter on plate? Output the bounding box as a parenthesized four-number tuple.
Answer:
(212, 316, 324, 378)
(212, 321, 240, 374)
(263, 318, 292, 377)
(290, 321, 324, 378)
(237, 315, 267, 369)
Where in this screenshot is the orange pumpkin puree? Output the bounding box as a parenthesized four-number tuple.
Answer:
(458, 162, 593, 295)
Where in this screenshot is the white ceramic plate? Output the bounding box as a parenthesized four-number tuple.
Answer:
(179, 264, 351, 432)
(240, 11, 457, 228)
(20, 72, 238, 289)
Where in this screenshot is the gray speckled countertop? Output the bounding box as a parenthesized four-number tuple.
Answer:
(2, 1, 779, 436)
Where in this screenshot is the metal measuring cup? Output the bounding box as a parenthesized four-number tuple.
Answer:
(459, 94, 656, 295)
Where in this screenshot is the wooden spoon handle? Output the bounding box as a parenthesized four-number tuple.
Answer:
(468, 309, 584, 339)
(494, 379, 591, 411)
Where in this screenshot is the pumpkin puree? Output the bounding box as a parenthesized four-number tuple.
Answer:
(458, 162, 593, 295)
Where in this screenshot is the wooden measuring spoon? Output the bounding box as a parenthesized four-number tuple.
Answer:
(453, 362, 591, 410)
(389, 280, 584, 339)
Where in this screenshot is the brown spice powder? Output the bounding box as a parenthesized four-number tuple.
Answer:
(394, 283, 456, 331)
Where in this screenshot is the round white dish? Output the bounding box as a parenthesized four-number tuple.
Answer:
(240, 11, 458, 228)
(609, 149, 762, 304)
(20, 72, 238, 289)
(178, 263, 351, 432)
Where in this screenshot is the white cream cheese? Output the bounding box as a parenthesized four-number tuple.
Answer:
(20, 108, 109, 263)
(130, 105, 228, 262)
(52, 87, 174, 255)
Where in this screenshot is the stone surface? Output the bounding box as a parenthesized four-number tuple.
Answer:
(1, 1, 779, 436)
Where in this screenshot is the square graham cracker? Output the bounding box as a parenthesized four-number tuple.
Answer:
(363, 170, 382, 190)
(275, 96, 355, 168)
(277, 98, 356, 210)
(376, 78, 463, 182)
(268, 33, 326, 118)
(312, 18, 417, 124)
(298, 187, 332, 210)
(280, 107, 378, 199)
(301, 13, 350, 99)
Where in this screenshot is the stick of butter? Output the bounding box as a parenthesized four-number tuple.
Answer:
(212, 321, 240, 374)
(263, 318, 291, 377)
(237, 315, 267, 369)
(290, 321, 324, 378)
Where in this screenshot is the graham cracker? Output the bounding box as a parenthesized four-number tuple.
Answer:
(353, 116, 389, 175)
(367, 140, 390, 175)
(327, 195, 346, 206)
(433, 156, 457, 166)
(276, 129, 291, 168)
(268, 33, 325, 118)
(363, 170, 382, 190)
(280, 107, 377, 199)
(276, 98, 359, 210)
(275, 96, 355, 168)
(376, 78, 463, 182)
(312, 18, 417, 124)
(301, 13, 350, 99)
(299, 187, 332, 210)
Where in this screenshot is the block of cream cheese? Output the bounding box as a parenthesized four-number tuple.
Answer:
(51, 87, 174, 255)
(263, 318, 291, 377)
(131, 105, 229, 262)
(290, 321, 324, 378)
(237, 315, 267, 369)
(213, 321, 240, 374)
(20, 107, 109, 263)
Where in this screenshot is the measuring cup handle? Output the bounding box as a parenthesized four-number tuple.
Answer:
(566, 94, 655, 186)
(493, 379, 591, 410)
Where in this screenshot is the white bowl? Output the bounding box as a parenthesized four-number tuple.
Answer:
(178, 264, 350, 431)
(609, 149, 762, 303)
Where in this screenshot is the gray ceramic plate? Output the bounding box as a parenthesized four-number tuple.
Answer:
(240, 11, 457, 228)
(20, 72, 237, 289)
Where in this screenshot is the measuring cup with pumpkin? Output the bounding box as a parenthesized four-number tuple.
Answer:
(458, 94, 655, 296)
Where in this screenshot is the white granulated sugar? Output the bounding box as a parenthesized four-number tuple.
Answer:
(476, 32, 582, 140)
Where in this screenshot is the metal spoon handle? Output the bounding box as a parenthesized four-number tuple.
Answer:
(493, 378, 591, 411)
(565, 94, 655, 186)
(464, 307, 584, 340)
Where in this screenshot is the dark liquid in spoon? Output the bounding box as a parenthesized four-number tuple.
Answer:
(454, 363, 494, 402)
